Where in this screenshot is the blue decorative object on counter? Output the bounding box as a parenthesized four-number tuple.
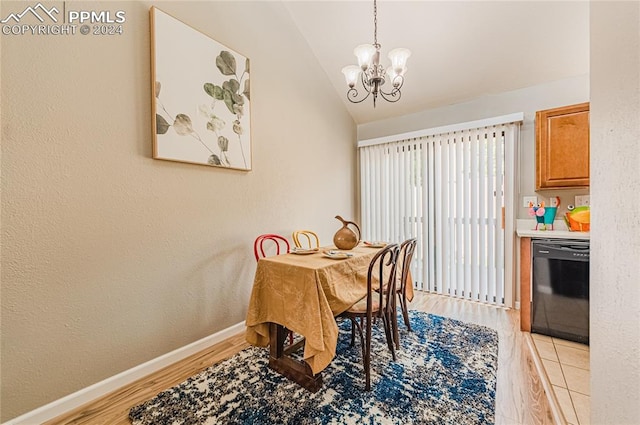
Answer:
(529, 197, 561, 230)
(543, 207, 558, 230)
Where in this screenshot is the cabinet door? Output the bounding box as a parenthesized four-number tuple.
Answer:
(536, 102, 590, 189)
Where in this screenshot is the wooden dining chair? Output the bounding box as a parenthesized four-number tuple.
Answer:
(292, 230, 320, 249)
(253, 234, 290, 261)
(338, 243, 400, 391)
(373, 238, 417, 349)
(396, 238, 418, 332)
(253, 234, 294, 345)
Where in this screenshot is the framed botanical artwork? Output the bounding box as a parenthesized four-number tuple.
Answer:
(150, 7, 251, 171)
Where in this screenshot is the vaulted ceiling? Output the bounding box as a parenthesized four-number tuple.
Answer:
(283, 1, 590, 124)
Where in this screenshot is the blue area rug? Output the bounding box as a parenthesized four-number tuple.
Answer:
(129, 311, 498, 424)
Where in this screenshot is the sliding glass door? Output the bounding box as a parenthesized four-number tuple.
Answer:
(359, 118, 519, 307)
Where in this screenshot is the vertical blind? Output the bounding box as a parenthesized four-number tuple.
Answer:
(359, 117, 521, 307)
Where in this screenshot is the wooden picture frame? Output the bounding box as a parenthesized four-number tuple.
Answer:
(150, 7, 251, 171)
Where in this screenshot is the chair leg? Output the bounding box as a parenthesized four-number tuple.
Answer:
(348, 317, 366, 362)
(399, 293, 411, 331)
(392, 293, 400, 350)
(356, 319, 366, 361)
(381, 312, 397, 362)
(365, 316, 372, 391)
(350, 318, 356, 346)
(393, 314, 400, 350)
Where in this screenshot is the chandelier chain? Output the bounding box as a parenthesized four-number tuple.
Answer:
(373, 0, 378, 47)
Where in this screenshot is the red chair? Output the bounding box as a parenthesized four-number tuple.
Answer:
(253, 234, 293, 344)
(254, 234, 290, 261)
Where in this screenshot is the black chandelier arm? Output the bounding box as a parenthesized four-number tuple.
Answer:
(392, 75, 405, 90)
(377, 75, 405, 102)
(378, 88, 402, 103)
(345, 70, 405, 105)
(360, 72, 373, 93)
(346, 87, 372, 104)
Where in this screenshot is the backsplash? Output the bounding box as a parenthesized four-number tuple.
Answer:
(518, 189, 590, 219)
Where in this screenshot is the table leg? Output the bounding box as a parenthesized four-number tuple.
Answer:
(268, 323, 323, 392)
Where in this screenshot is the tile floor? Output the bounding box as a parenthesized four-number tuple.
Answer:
(531, 333, 590, 425)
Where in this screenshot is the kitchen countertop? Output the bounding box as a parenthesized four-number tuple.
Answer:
(516, 219, 590, 240)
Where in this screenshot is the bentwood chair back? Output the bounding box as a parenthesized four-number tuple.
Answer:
(292, 230, 320, 249)
(338, 243, 400, 391)
(253, 233, 294, 344)
(397, 238, 418, 332)
(254, 234, 290, 261)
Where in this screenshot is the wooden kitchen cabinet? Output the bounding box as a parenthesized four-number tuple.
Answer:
(520, 237, 531, 332)
(536, 102, 590, 189)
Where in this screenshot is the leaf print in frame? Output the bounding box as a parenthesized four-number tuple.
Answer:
(150, 7, 251, 171)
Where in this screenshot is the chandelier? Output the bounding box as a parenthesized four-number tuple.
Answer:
(341, 0, 411, 107)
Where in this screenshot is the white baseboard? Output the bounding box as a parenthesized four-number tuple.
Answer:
(3, 321, 246, 425)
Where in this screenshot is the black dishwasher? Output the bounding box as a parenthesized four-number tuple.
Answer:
(531, 239, 589, 345)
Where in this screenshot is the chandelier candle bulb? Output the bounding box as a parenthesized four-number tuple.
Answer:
(355, 44, 376, 70)
(342, 65, 361, 88)
(388, 48, 411, 73)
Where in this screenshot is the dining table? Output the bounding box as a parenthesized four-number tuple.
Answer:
(245, 242, 414, 392)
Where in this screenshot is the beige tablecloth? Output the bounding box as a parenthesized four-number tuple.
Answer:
(245, 244, 414, 375)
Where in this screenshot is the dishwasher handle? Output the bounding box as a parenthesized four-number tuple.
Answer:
(532, 241, 590, 261)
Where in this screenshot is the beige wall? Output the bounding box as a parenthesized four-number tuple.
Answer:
(0, 1, 356, 420)
(590, 1, 640, 423)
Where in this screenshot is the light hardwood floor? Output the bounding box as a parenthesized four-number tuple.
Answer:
(47, 292, 555, 425)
